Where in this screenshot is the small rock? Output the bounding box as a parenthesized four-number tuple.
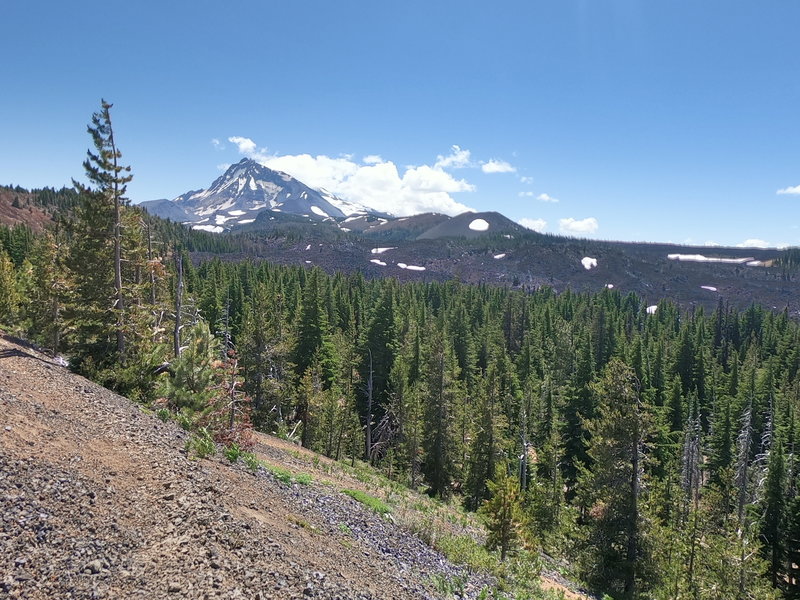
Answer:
(167, 582, 182, 593)
(85, 559, 103, 574)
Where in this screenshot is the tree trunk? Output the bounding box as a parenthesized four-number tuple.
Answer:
(109, 123, 125, 362)
(174, 253, 183, 358)
(365, 349, 373, 462)
(625, 389, 641, 600)
(146, 220, 156, 305)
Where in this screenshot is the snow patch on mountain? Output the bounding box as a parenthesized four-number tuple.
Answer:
(581, 257, 598, 270)
(193, 224, 224, 233)
(469, 218, 490, 232)
(668, 253, 753, 265)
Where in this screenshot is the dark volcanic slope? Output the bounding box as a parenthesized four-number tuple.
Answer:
(361, 213, 450, 241)
(221, 230, 800, 316)
(416, 211, 525, 240)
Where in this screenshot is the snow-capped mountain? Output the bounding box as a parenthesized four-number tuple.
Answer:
(141, 159, 366, 232)
(178, 158, 346, 218)
(317, 187, 378, 218)
(142, 158, 389, 233)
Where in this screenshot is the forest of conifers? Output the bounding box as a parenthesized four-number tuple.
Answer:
(0, 106, 798, 600)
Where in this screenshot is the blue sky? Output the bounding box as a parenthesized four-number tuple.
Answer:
(2, 1, 799, 247)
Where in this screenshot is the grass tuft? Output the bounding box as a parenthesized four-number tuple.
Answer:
(261, 461, 312, 485)
(341, 488, 392, 515)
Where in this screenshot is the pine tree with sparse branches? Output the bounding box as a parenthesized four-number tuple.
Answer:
(68, 99, 132, 369)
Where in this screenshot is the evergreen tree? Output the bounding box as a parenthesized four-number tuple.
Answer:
(422, 323, 462, 498)
(292, 268, 330, 378)
(576, 358, 655, 599)
(358, 284, 396, 429)
(478, 461, 528, 561)
(465, 363, 506, 510)
(562, 330, 594, 493)
(761, 439, 786, 589)
(160, 320, 219, 415)
(71, 99, 132, 364)
(0, 248, 19, 324)
(27, 231, 69, 352)
(786, 495, 800, 598)
(239, 282, 291, 428)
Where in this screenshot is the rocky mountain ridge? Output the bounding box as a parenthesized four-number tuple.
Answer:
(140, 160, 368, 233)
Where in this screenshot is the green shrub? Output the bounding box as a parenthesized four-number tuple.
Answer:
(156, 408, 171, 422)
(185, 427, 215, 459)
(338, 523, 352, 535)
(176, 410, 193, 431)
(295, 472, 312, 485)
(224, 443, 243, 463)
(342, 488, 392, 515)
(261, 462, 312, 485)
(242, 452, 260, 472)
(436, 534, 496, 572)
(430, 573, 467, 598)
(269, 464, 294, 484)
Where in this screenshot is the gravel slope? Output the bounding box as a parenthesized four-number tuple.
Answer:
(0, 334, 491, 599)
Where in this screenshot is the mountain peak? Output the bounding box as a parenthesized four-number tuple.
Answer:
(149, 160, 348, 231)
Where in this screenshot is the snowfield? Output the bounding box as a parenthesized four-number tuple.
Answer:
(668, 254, 752, 265)
(581, 257, 598, 270)
(469, 218, 490, 232)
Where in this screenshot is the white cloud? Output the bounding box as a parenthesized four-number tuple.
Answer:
(536, 193, 559, 203)
(229, 138, 476, 216)
(402, 164, 474, 193)
(265, 153, 360, 189)
(211, 138, 224, 150)
(216, 163, 231, 171)
(737, 238, 771, 248)
(518, 218, 547, 232)
(519, 176, 534, 185)
(434, 145, 472, 169)
(559, 217, 599, 235)
(518, 191, 535, 198)
(228, 136, 258, 155)
(481, 159, 516, 174)
(777, 185, 800, 195)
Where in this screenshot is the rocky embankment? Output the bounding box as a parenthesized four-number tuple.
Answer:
(0, 334, 490, 599)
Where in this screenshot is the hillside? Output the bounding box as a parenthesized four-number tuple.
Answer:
(0, 186, 78, 232)
(0, 334, 587, 600)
